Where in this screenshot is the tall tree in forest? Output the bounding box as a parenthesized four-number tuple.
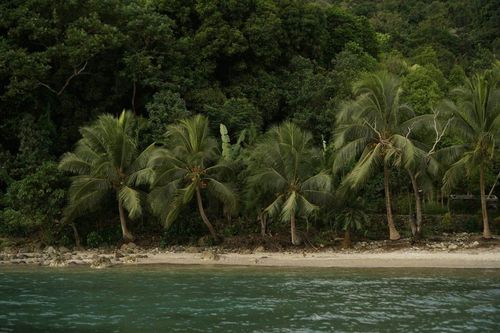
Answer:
(441, 70, 500, 239)
(334, 71, 419, 240)
(247, 122, 332, 245)
(148, 115, 237, 240)
(59, 111, 154, 242)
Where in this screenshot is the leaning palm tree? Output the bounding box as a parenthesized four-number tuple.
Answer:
(59, 110, 154, 242)
(247, 122, 332, 245)
(148, 115, 237, 240)
(334, 71, 419, 240)
(440, 71, 500, 239)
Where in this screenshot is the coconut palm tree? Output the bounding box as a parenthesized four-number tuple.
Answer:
(148, 115, 237, 240)
(59, 110, 154, 242)
(405, 107, 451, 240)
(247, 122, 332, 245)
(333, 71, 419, 240)
(440, 71, 500, 239)
(336, 197, 369, 248)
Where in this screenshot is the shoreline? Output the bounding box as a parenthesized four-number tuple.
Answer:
(140, 251, 500, 269)
(2, 248, 500, 269)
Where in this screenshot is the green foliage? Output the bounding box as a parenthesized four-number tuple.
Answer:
(59, 110, 154, 240)
(220, 124, 248, 161)
(247, 122, 333, 243)
(402, 65, 444, 116)
(1, 0, 498, 245)
(0, 162, 67, 237)
(86, 231, 104, 249)
(442, 212, 452, 226)
(205, 98, 262, 136)
(441, 72, 500, 194)
(335, 198, 369, 233)
(0, 209, 41, 237)
(423, 202, 448, 215)
(148, 115, 237, 236)
(146, 90, 191, 143)
(334, 71, 419, 188)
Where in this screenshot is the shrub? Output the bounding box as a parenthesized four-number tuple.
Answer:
(0, 209, 42, 236)
(1, 162, 67, 234)
(423, 201, 448, 215)
(86, 231, 104, 248)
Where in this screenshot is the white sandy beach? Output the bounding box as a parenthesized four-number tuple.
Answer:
(135, 249, 500, 268)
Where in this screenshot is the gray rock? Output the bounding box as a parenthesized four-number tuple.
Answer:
(18, 247, 30, 253)
(120, 242, 139, 254)
(448, 244, 458, 250)
(123, 255, 137, 263)
(90, 256, 113, 269)
(59, 246, 70, 254)
(254, 246, 265, 253)
(11, 253, 23, 260)
(120, 242, 137, 250)
(197, 236, 213, 247)
(2, 247, 15, 254)
(49, 257, 68, 268)
(201, 250, 220, 261)
(185, 246, 202, 253)
(469, 241, 480, 248)
(31, 242, 43, 251)
(44, 246, 57, 255)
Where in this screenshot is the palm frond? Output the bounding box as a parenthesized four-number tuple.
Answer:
(280, 191, 298, 222)
(442, 154, 473, 194)
(59, 152, 92, 175)
(206, 178, 238, 213)
(264, 194, 285, 219)
(342, 144, 382, 189)
(297, 194, 319, 218)
(118, 186, 143, 219)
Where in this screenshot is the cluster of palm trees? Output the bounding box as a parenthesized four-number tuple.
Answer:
(59, 68, 499, 245)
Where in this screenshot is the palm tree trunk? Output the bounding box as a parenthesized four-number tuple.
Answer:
(408, 171, 423, 240)
(342, 229, 352, 248)
(290, 213, 300, 245)
(195, 186, 218, 240)
(70, 221, 82, 249)
(258, 211, 267, 237)
(118, 200, 135, 242)
(479, 165, 491, 239)
(384, 163, 400, 240)
(131, 81, 137, 114)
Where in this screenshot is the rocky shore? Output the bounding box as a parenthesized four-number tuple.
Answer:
(0, 242, 151, 268)
(1, 233, 499, 269)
